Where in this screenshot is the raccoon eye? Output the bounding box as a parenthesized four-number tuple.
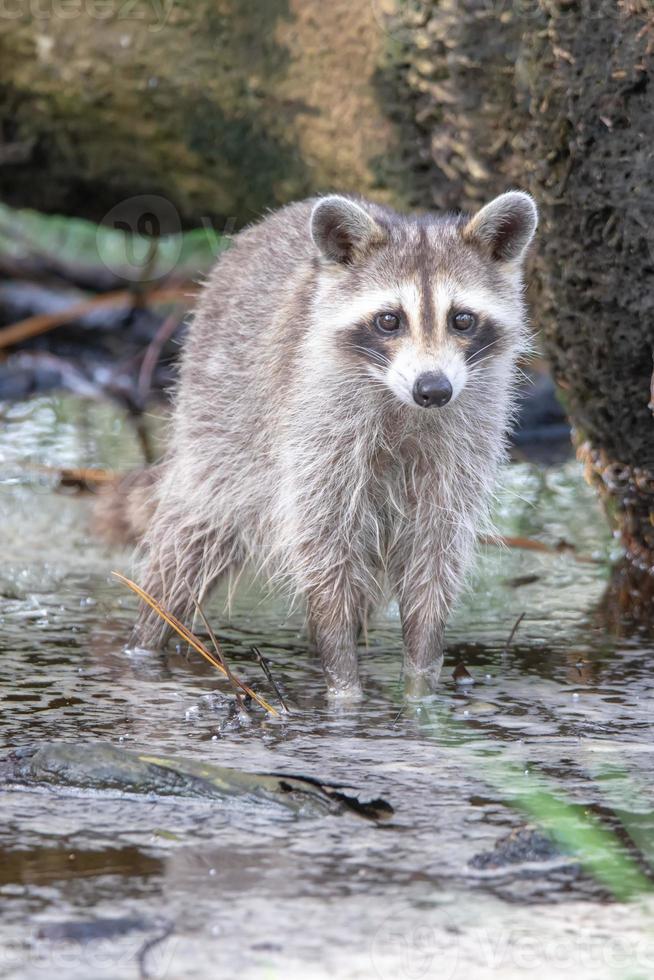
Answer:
(375, 312, 401, 334)
(452, 310, 477, 332)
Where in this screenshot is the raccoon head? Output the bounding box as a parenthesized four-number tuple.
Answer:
(310, 192, 537, 410)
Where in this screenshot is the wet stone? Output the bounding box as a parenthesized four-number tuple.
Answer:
(469, 827, 572, 872)
(2, 741, 394, 821)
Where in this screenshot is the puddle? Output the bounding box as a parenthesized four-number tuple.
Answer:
(0, 846, 164, 887)
(1, 395, 653, 980)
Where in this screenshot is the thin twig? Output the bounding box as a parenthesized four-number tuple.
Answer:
(504, 612, 526, 653)
(481, 533, 601, 565)
(137, 310, 184, 405)
(185, 579, 250, 717)
(392, 705, 406, 727)
(251, 646, 290, 714)
(16, 462, 115, 486)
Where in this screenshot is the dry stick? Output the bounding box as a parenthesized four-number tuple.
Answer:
(112, 572, 278, 717)
(251, 646, 290, 714)
(184, 579, 251, 717)
(504, 612, 526, 653)
(0, 286, 197, 350)
(481, 534, 600, 565)
(392, 705, 406, 727)
(16, 462, 116, 486)
(137, 310, 184, 404)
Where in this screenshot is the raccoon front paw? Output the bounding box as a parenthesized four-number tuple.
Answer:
(325, 681, 364, 702)
(402, 666, 442, 701)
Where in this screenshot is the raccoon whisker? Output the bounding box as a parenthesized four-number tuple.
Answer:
(366, 383, 393, 397)
(363, 374, 393, 392)
(465, 364, 494, 378)
(355, 366, 395, 394)
(466, 338, 501, 366)
(351, 345, 392, 367)
(474, 337, 501, 355)
(514, 366, 534, 385)
(466, 353, 503, 373)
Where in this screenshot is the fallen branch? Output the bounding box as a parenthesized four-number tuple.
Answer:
(0, 285, 197, 351)
(13, 462, 117, 488)
(480, 533, 601, 564)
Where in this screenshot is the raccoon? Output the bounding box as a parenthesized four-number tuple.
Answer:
(130, 192, 537, 697)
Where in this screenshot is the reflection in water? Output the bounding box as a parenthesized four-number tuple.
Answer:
(1, 395, 653, 980)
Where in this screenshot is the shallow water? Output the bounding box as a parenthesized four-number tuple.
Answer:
(1, 396, 653, 980)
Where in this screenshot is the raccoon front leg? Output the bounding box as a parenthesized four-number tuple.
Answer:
(399, 599, 446, 676)
(399, 597, 446, 698)
(307, 584, 367, 698)
(392, 552, 459, 695)
(132, 526, 239, 649)
(308, 599, 374, 647)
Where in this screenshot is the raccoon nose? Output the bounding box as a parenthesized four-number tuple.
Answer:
(413, 372, 453, 408)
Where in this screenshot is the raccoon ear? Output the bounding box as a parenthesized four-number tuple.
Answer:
(463, 191, 538, 263)
(311, 196, 387, 264)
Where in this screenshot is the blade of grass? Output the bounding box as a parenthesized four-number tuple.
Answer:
(410, 696, 654, 902)
(502, 766, 654, 901)
(112, 572, 278, 717)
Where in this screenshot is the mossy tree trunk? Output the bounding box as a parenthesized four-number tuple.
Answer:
(0, 0, 408, 227)
(393, 0, 654, 575)
(521, 0, 654, 573)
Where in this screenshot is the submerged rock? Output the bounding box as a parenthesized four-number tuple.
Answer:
(470, 827, 572, 872)
(2, 742, 393, 822)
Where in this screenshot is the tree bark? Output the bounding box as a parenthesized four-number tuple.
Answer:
(392, 0, 654, 573)
(520, 0, 654, 572)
